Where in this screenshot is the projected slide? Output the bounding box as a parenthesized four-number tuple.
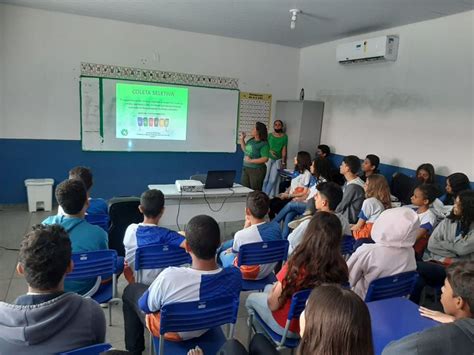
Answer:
(116, 83, 188, 140)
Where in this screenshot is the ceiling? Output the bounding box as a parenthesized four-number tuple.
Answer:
(1, 0, 473, 47)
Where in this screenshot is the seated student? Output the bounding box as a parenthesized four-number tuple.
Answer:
(347, 207, 419, 300)
(0, 224, 106, 354)
(273, 157, 329, 239)
(209, 284, 374, 355)
(416, 163, 443, 197)
(58, 166, 108, 216)
(410, 184, 439, 259)
(298, 284, 374, 355)
(335, 155, 365, 224)
(123, 189, 185, 285)
(269, 151, 312, 219)
(443, 172, 472, 206)
(360, 154, 380, 182)
(245, 212, 348, 338)
(288, 182, 351, 254)
(317, 144, 345, 186)
(219, 191, 281, 280)
(43, 179, 108, 294)
(412, 190, 474, 303)
(122, 215, 241, 354)
(351, 174, 391, 243)
(383, 261, 474, 355)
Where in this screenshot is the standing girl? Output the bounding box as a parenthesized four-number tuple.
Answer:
(262, 120, 288, 198)
(240, 122, 269, 190)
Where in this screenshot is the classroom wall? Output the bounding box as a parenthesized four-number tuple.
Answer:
(298, 10, 474, 179)
(0, 4, 300, 203)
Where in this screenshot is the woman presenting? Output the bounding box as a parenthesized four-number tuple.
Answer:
(240, 122, 269, 190)
(262, 120, 288, 198)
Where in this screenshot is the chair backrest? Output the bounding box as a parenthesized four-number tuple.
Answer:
(66, 250, 118, 280)
(159, 295, 240, 334)
(85, 213, 110, 232)
(237, 240, 289, 267)
(341, 235, 355, 256)
(135, 244, 192, 271)
(287, 289, 312, 321)
(108, 196, 142, 256)
(58, 343, 112, 355)
(365, 271, 419, 302)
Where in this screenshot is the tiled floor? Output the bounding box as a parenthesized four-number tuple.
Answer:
(0, 205, 284, 354)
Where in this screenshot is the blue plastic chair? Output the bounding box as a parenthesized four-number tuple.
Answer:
(152, 295, 240, 355)
(249, 288, 311, 350)
(135, 244, 192, 283)
(85, 213, 110, 232)
(365, 271, 419, 302)
(341, 235, 355, 259)
(236, 240, 289, 291)
(58, 343, 112, 355)
(65, 250, 120, 325)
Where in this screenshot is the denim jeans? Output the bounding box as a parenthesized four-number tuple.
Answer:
(262, 159, 281, 198)
(273, 201, 307, 239)
(122, 283, 149, 355)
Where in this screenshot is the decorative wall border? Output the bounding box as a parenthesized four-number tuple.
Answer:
(80, 62, 239, 89)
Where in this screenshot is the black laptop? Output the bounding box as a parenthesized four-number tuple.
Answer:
(204, 170, 236, 189)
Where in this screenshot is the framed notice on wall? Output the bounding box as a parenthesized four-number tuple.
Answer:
(238, 92, 272, 141)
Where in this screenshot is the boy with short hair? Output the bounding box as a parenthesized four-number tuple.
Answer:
(335, 155, 365, 224)
(360, 154, 380, 181)
(383, 261, 474, 355)
(123, 189, 186, 285)
(43, 179, 108, 294)
(219, 191, 282, 280)
(288, 182, 351, 254)
(58, 166, 108, 216)
(0, 224, 106, 353)
(410, 184, 439, 259)
(122, 215, 242, 353)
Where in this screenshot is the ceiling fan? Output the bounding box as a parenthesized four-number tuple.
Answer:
(289, 8, 333, 30)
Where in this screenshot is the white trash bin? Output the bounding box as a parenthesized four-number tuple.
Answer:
(24, 179, 55, 212)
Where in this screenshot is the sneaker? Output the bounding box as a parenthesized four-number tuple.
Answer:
(288, 215, 312, 230)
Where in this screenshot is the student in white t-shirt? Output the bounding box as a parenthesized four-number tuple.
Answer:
(268, 151, 312, 219)
(123, 189, 185, 285)
(219, 191, 282, 280)
(288, 182, 351, 254)
(122, 215, 242, 353)
(410, 184, 439, 259)
(351, 174, 392, 241)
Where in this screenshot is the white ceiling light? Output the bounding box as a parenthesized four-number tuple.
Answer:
(289, 9, 301, 30)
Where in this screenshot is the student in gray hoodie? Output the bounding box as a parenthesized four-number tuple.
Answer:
(335, 155, 365, 224)
(383, 261, 474, 355)
(0, 224, 106, 354)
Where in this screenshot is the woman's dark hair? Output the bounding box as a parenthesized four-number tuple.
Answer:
(416, 163, 436, 184)
(313, 157, 331, 181)
(255, 121, 268, 141)
(365, 154, 380, 173)
(448, 190, 474, 237)
(273, 119, 285, 133)
(297, 284, 374, 355)
(446, 173, 471, 205)
(279, 212, 348, 306)
(318, 144, 331, 156)
(416, 184, 438, 204)
(295, 151, 312, 173)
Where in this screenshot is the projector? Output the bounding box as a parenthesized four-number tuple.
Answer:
(175, 180, 204, 192)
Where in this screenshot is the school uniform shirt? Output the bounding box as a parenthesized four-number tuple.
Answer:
(414, 208, 437, 235)
(267, 134, 288, 161)
(288, 212, 351, 254)
(306, 176, 325, 201)
(232, 222, 282, 280)
(289, 170, 312, 194)
(139, 266, 242, 340)
(358, 197, 385, 223)
(347, 207, 419, 299)
(57, 198, 108, 216)
(123, 223, 185, 285)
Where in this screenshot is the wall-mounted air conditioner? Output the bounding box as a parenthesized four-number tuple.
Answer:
(337, 35, 399, 64)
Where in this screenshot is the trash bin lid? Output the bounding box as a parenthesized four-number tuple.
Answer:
(24, 178, 55, 186)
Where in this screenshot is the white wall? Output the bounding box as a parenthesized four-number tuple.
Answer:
(298, 11, 474, 177)
(0, 4, 299, 140)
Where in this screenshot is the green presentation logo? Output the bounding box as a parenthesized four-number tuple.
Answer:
(121, 129, 128, 136)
